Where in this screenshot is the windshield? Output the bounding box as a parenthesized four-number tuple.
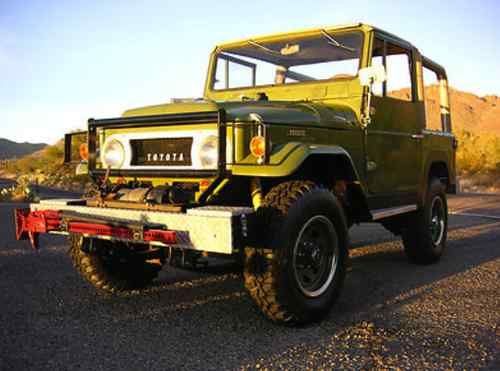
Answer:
(212, 31, 363, 91)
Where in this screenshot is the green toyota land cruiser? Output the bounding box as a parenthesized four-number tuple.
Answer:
(15, 23, 456, 324)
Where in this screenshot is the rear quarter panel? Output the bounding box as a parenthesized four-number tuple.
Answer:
(422, 130, 456, 194)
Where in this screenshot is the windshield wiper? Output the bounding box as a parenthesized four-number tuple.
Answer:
(321, 30, 356, 53)
(248, 40, 282, 56)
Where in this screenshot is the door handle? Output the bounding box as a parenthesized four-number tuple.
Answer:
(411, 134, 424, 140)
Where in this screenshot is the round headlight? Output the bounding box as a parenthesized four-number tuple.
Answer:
(101, 139, 125, 168)
(199, 135, 218, 169)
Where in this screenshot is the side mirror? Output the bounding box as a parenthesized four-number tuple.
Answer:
(359, 65, 387, 86)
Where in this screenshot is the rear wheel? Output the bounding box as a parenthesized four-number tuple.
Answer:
(402, 178, 448, 264)
(244, 181, 348, 324)
(69, 235, 161, 293)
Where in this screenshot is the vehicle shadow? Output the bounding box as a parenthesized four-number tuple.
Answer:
(3, 213, 499, 322)
(77, 219, 499, 369)
(1, 204, 499, 370)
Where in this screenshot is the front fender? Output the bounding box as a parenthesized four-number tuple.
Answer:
(229, 142, 361, 179)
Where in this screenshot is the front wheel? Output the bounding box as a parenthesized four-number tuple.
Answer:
(69, 235, 161, 293)
(402, 178, 448, 264)
(244, 181, 349, 324)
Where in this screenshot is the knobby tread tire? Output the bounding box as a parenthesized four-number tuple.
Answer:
(69, 234, 160, 294)
(244, 180, 348, 324)
(244, 181, 316, 323)
(244, 248, 293, 322)
(402, 178, 448, 264)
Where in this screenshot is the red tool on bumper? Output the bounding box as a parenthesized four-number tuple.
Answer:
(14, 208, 177, 249)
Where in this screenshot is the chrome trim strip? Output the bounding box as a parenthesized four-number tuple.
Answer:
(371, 204, 417, 220)
(367, 130, 414, 137)
(422, 129, 454, 137)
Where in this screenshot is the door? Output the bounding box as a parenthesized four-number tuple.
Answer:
(365, 37, 422, 199)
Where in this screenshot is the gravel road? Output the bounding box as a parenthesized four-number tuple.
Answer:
(0, 194, 498, 370)
(0, 178, 82, 199)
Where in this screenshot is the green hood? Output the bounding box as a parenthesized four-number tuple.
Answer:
(123, 100, 358, 130)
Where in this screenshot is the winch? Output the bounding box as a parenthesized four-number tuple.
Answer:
(103, 183, 199, 206)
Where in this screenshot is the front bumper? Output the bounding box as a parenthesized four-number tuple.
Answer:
(15, 199, 254, 254)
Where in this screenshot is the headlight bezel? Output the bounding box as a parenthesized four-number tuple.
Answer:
(198, 135, 219, 170)
(101, 138, 126, 169)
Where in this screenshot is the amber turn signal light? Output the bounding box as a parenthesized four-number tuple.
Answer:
(199, 179, 211, 192)
(79, 143, 89, 161)
(250, 135, 266, 158)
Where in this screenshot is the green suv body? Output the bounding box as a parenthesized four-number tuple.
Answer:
(18, 23, 455, 324)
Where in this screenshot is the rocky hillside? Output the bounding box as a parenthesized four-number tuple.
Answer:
(448, 89, 499, 134)
(390, 86, 500, 134)
(0, 138, 47, 160)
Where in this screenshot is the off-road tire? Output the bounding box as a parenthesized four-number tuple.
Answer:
(402, 178, 448, 264)
(69, 235, 161, 293)
(244, 180, 348, 324)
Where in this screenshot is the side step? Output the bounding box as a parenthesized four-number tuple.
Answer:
(371, 205, 417, 221)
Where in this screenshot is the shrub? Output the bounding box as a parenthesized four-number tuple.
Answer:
(455, 130, 500, 175)
(3, 139, 90, 193)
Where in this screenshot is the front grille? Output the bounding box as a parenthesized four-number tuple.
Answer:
(130, 137, 193, 166)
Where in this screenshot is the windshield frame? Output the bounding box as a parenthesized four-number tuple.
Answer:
(206, 29, 366, 94)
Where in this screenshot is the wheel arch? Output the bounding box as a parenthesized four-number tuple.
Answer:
(426, 158, 453, 191)
(291, 151, 371, 222)
(423, 150, 456, 195)
(241, 145, 372, 223)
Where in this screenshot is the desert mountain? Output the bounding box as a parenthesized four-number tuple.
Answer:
(0, 138, 47, 160)
(390, 86, 500, 135)
(447, 88, 500, 134)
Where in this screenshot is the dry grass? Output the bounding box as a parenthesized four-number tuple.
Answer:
(455, 130, 500, 193)
(2, 140, 90, 199)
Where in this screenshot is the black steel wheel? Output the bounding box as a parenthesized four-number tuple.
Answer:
(292, 215, 339, 298)
(429, 196, 446, 246)
(402, 178, 448, 264)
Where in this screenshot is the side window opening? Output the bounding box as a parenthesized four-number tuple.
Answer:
(423, 62, 451, 132)
(423, 66, 442, 131)
(371, 38, 414, 102)
(386, 51, 413, 101)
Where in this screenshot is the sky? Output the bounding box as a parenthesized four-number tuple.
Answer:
(1, 0, 499, 144)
